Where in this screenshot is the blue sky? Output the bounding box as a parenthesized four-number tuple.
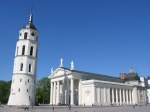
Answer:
(0, 0, 150, 81)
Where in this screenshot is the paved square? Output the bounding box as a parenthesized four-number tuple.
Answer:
(0, 105, 150, 112)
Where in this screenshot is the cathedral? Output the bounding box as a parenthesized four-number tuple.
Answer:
(7, 12, 149, 106)
(49, 60, 147, 106)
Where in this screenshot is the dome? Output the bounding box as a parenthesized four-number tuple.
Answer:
(22, 12, 37, 30)
(124, 72, 140, 81)
(23, 23, 37, 30)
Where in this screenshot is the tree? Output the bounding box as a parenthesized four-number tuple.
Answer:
(35, 77, 50, 104)
(0, 80, 11, 104)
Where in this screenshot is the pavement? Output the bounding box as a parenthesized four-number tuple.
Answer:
(0, 105, 150, 112)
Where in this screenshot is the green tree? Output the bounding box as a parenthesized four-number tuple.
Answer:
(35, 77, 50, 104)
(0, 80, 11, 104)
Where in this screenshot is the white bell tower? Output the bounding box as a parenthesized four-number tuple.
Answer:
(7, 12, 39, 106)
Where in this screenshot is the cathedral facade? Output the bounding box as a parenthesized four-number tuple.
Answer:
(49, 61, 147, 106)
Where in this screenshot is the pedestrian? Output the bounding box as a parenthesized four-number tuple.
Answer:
(52, 106, 54, 112)
(133, 105, 135, 109)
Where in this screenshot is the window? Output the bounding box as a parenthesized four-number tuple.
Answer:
(28, 79, 29, 83)
(18, 88, 20, 92)
(31, 32, 35, 36)
(22, 45, 25, 55)
(29, 64, 31, 72)
(20, 33, 22, 36)
(27, 89, 28, 92)
(30, 46, 33, 56)
(20, 63, 23, 71)
(24, 33, 27, 39)
(20, 79, 22, 82)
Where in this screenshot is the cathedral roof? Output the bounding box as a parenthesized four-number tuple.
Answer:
(60, 67, 124, 83)
(23, 12, 37, 30)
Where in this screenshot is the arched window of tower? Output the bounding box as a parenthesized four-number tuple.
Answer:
(20, 63, 23, 71)
(24, 32, 27, 39)
(29, 64, 32, 72)
(20, 79, 22, 82)
(18, 88, 20, 92)
(22, 45, 25, 55)
(27, 89, 28, 92)
(30, 46, 33, 56)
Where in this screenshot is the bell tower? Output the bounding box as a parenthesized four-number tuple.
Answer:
(7, 12, 39, 106)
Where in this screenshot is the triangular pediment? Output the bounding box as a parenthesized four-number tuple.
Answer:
(48, 67, 71, 78)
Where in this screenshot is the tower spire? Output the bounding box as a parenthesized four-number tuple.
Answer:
(29, 12, 33, 23)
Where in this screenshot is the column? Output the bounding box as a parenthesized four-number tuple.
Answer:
(99, 88, 101, 103)
(97, 88, 100, 103)
(138, 90, 140, 103)
(126, 89, 129, 105)
(53, 82, 56, 105)
(56, 81, 60, 105)
(66, 79, 69, 104)
(50, 82, 53, 105)
(78, 79, 81, 105)
(116, 88, 118, 105)
(112, 88, 114, 104)
(129, 89, 132, 105)
(61, 80, 65, 104)
(123, 89, 125, 104)
(71, 78, 74, 105)
(107, 88, 110, 104)
(104, 88, 106, 103)
(119, 89, 122, 105)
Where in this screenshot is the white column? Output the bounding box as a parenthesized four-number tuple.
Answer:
(97, 88, 100, 103)
(126, 89, 129, 105)
(71, 78, 74, 105)
(123, 89, 125, 104)
(107, 88, 110, 104)
(116, 88, 118, 105)
(66, 79, 69, 104)
(119, 89, 122, 105)
(61, 80, 65, 104)
(129, 89, 132, 105)
(93, 85, 96, 105)
(78, 79, 82, 105)
(53, 82, 56, 105)
(50, 82, 53, 105)
(112, 88, 114, 104)
(99, 88, 101, 103)
(104, 88, 106, 103)
(56, 81, 60, 105)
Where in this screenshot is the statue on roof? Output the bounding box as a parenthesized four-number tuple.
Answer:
(71, 61, 74, 70)
(51, 67, 53, 73)
(60, 58, 63, 67)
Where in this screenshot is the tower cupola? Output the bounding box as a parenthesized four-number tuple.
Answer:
(23, 12, 37, 30)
